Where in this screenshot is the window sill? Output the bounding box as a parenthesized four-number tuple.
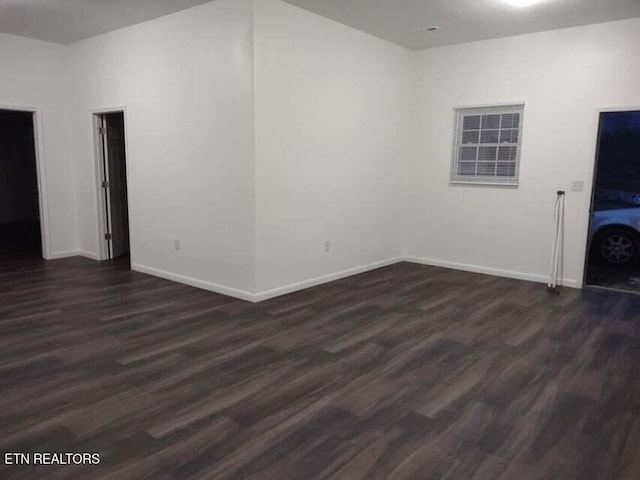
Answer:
(449, 180, 519, 188)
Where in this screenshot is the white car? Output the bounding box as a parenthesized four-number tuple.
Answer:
(590, 207, 640, 265)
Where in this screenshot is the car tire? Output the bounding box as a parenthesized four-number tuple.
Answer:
(593, 228, 640, 266)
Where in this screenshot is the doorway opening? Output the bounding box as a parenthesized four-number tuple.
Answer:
(0, 109, 42, 260)
(95, 111, 130, 264)
(585, 110, 640, 293)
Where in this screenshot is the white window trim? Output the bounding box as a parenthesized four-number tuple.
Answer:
(449, 104, 525, 187)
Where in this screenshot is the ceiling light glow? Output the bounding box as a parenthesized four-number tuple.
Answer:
(503, 0, 548, 8)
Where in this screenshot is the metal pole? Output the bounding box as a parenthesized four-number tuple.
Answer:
(548, 191, 565, 294)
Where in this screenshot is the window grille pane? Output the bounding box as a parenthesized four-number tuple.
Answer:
(501, 113, 520, 129)
(498, 146, 517, 161)
(497, 163, 516, 177)
(480, 130, 499, 143)
(478, 146, 497, 161)
(458, 162, 476, 175)
(462, 130, 480, 144)
(500, 129, 519, 144)
(463, 115, 481, 130)
(459, 147, 477, 161)
(482, 115, 501, 129)
(477, 162, 496, 176)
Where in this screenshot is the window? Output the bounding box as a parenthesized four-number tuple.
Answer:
(451, 105, 524, 185)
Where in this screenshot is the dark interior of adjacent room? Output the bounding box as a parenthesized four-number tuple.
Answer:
(0, 109, 42, 258)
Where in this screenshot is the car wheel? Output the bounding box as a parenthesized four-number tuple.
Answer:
(595, 228, 640, 266)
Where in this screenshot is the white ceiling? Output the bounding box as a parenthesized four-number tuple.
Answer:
(0, 0, 213, 44)
(283, 0, 640, 50)
(1, 0, 639, 48)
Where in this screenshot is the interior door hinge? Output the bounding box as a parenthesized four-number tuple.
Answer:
(105, 233, 112, 241)
(102, 180, 109, 188)
(99, 126, 106, 136)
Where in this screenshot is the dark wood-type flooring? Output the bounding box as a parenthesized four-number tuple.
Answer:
(2, 256, 640, 479)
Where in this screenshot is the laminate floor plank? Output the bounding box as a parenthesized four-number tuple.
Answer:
(1, 256, 640, 479)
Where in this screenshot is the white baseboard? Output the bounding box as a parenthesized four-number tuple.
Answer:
(403, 255, 580, 289)
(131, 257, 403, 303)
(47, 251, 75, 260)
(131, 263, 256, 302)
(132, 255, 579, 303)
(77, 250, 100, 260)
(43, 251, 582, 300)
(47, 250, 99, 260)
(253, 257, 404, 302)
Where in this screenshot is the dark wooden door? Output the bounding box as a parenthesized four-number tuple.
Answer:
(105, 113, 129, 259)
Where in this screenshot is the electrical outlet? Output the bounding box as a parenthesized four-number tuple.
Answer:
(324, 241, 331, 253)
(571, 181, 585, 192)
(174, 239, 181, 251)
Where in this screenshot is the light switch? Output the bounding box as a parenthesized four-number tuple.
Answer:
(571, 181, 585, 192)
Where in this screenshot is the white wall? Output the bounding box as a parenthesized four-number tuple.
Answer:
(407, 18, 640, 287)
(70, 0, 256, 295)
(0, 34, 76, 258)
(5, 1, 640, 299)
(253, 0, 413, 295)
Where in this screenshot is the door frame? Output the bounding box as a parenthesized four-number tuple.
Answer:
(582, 105, 640, 288)
(0, 103, 51, 259)
(91, 106, 131, 261)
